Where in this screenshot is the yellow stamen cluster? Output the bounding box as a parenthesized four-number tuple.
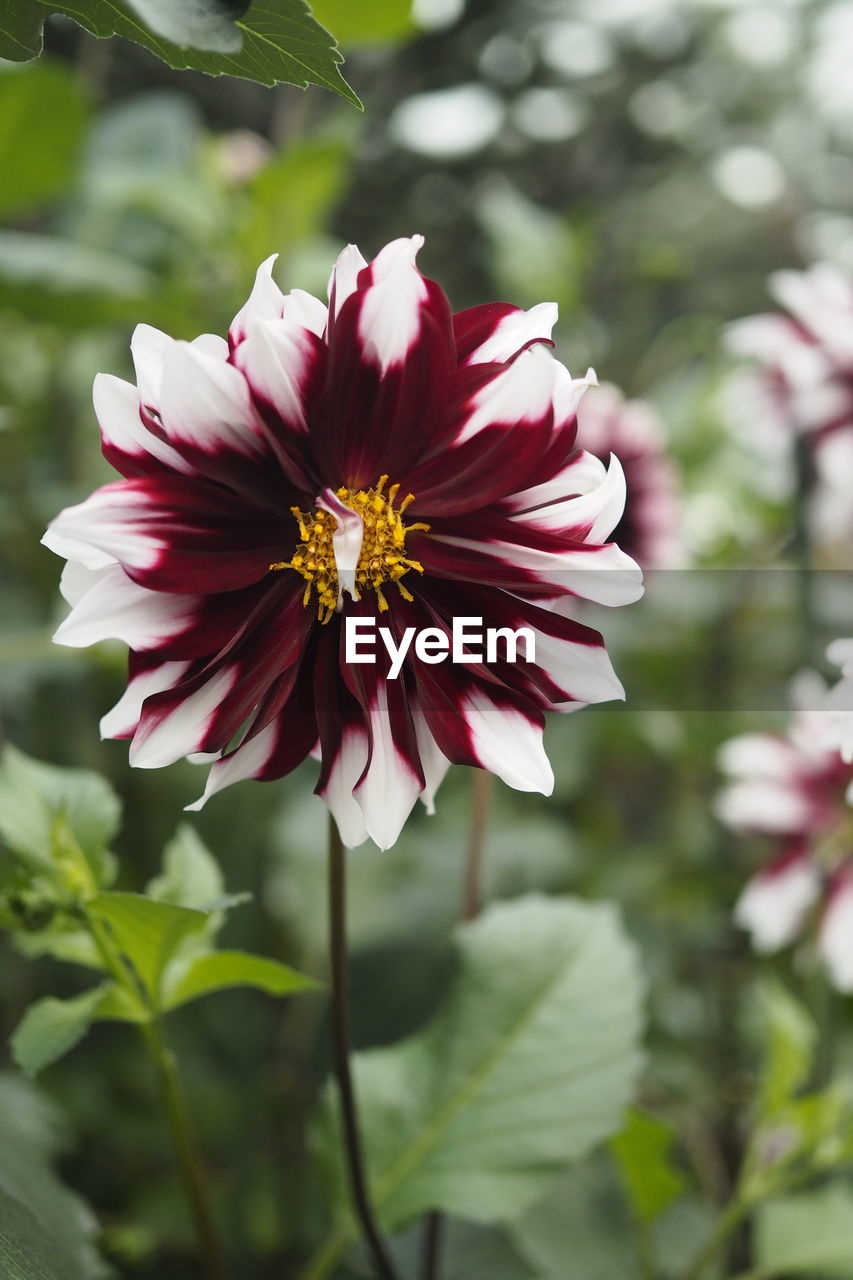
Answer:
(269, 475, 430, 623)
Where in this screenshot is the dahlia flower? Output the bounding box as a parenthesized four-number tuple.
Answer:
(43, 236, 642, 849)
(715, 705, 851, 843)
(716, 688, 853, 984)
(575, 384, 684, 570)
(724, 265, 853, 563)
(726, 264, 853, 442)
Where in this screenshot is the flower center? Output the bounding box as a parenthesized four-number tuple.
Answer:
(270, 476, 429, 623)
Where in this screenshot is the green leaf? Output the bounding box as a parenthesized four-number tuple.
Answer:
(0, 1, 360, 104)
(147, 824, 225, 910)
(610, 1108, 686, 1225)
(88, 892, 209, 1005)
(509, 1156, 637, 1280)
(11, 987, 109, 1077)
(755, 980, 816, 1120)
(162, 948, 318, 1011)
(0, 1074, 105, 1279)
(0, 62, 90, 217)
(317, 895, 645, 1233)
(754, 1185, 853, 1277)
(0, 745, 120, 888)
(309, 0, 413, 46)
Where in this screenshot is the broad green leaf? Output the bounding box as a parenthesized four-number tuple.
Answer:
(0, 1, 360, 104)
(317, 895, 644, 1233)
(0, 62, 90, 217)
(147, 824, 225, 910)
(509, 1157, 637, 1280)
(610, 1108, 686, 1224)
(309, 0, 413, 45)
(0, 1075, 105, 1279)
(756, 980, 816, 1120)
(11, 987, 109, 1077)
(125, 0, 248, 52)
(88, 892, 209, 1004)
(162, 949, 318, 1011)
(754, 1185, 853, 1277)
(0, 746, 120, 888)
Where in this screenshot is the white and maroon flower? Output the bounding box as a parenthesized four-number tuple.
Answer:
(726, 264, 853, 443)
(716, 682, 853, 959)
(734, 842, 821, 954)
(575, 383, 684, 569)
(724, 266, 853, 563)
(818, 863, 853, 992)
(43, 236, 642, 849)
(715, 705, 851, 843)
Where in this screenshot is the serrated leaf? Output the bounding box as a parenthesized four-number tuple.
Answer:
(0, 745, 120, 888)
(0, 1, 360, 104)
(754, 1185, 853, 1277)
(610, 1108, 686, 1225)
(317, 895, 645, 1234)
(0, 62, 90, 218)
(11, 987, 109, 1077)
(0, 1075, 105, 1279)
(162, 948, 318, 1010)
(88, 892, 209, 1005)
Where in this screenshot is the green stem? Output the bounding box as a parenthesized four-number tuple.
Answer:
(84, 910, 229, 1280)
(419, 770, 494, 1280)
(141, 1019, 230, 1280)
(679, 1198, 749, 1280)
(327, 818, 401, 1280)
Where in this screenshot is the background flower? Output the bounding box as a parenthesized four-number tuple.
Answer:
(575, 382, 685, 570)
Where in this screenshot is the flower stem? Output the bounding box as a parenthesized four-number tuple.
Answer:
(141, 1020, 230, 1280)
(85, 911, 228, 1280)
(327, 817, 401, 1280)
(420, 769, 494, 1280)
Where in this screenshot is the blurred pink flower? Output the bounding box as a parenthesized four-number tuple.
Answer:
(717, 680, 853, 987)
(725, 265, 853, 564)
(576, 383, 684, 569)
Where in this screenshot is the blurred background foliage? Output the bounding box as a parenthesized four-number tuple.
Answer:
(3, 0, 853, 1277)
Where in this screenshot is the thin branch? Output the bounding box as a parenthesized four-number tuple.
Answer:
(327, 817, 401, 1280)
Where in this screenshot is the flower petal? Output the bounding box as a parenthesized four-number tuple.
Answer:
(734, 847, 820, 953)
(454, 300, 558, 365)
(44, 476, 285, 594)
(100, 657, 191, 740)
